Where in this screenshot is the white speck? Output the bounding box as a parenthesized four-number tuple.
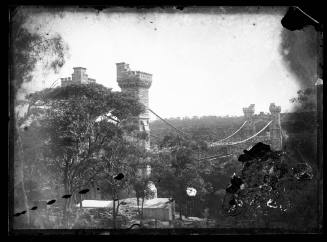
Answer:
(315, 78, 323, 86)
(267, 199, 278, 208)
(186, 187, 197, 197)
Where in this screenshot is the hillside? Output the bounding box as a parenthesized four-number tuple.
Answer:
(150, 112, 316, 142)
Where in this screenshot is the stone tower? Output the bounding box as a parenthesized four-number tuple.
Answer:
(116, 62, 152, 150)
(116, 63, 157, 200)
(61, 67, 96, 87)
(242, 104, 256, 137)
(269, 103, 282, 151)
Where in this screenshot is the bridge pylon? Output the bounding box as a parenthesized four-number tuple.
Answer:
(269, 103, 282, 151)
(243, 104, 256, 137)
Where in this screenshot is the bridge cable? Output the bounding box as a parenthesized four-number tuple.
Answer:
(148, 109, 273, 161)
(148, 108, 192, 140)
(211, 120, 247, 144)
(210, 120, 273, 147)
(200, 121, 272, 161)
(197, 153, 234, 161)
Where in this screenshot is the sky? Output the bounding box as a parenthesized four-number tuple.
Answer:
(19, 7, 302, 120)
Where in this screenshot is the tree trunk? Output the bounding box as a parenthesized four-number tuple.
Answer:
(137, 196, 140, 217)
(63, 199, 69, 228)
(141, 196, 145, 225)
(172, 199, 175, 221)
(16, 126, 31, 226)
(19, 162, 30, 226)
(62, 160, 69, 228)
(116, 200, 120, 216)
(113, 199, 116, 229)
(66, 192, 73, 228)
(187, 199, 190, 217)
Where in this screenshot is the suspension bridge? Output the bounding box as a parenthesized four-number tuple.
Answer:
(148, 103, 283, 162)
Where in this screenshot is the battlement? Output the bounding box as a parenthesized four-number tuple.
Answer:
(61, 67, 96, 87)
(88, 78, 96, 83)
(116, 62, 152, 89)
(116, 62, 152, 150)
(243, 104, 255, 118)
(61, 77, 72, 82)
(269, 103, 281, 114)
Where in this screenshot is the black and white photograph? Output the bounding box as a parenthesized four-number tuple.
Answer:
(8, 5, 323, 235)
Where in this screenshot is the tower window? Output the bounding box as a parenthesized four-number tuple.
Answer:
(140, 120, 149, 132)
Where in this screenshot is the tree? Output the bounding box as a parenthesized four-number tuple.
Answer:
(11, 7, 69, 227)
(10, 7, 68, 94)
(286, 86, 317, 175)
(132, 175, 151, 225)
(22, 83, 144, 228)
(96, 137, 148, 228)
(150, 115, 245, 146)
(199, 157, 242, 219)
(129, 157, 158, 226)
(290, 87, 317, 112)
(151, 134, 209, 220)
(14, 120, 59, 218)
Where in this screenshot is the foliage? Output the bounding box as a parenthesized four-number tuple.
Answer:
(10, 7, 68, 94)
(283, 87, 317, 164)
(11, 7, 70, 228)
(95, 137, 148, 228)
(151, 134, 210, 219)
(290, 87, 317, 112)
(20, 83, 145, 228)
(150, 116, 245, 145)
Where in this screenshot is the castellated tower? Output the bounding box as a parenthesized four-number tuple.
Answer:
(116, 62, 157, 200)
(61, 67, 96, 87)
(116, 62, 152, 150)
(242, 104, 256, 137)
(269, 103, 282, 151)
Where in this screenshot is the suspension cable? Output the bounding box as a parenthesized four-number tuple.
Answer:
(212, 121, 247, 144)
(199, 121, 272, 161)
(210, 120, 273, 147)
(197, 153, 233, 161)
(148, 108, 192, 140)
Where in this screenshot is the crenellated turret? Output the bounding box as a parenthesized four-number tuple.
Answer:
(116, 62, 156, 200)
(116, 62, 152, 149)
(269, 103, 282, 150)
(60, 67, 96, 87)
(243, 104, 256, 137)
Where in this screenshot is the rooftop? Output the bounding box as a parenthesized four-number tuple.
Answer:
(73, 67, 87, 70)
(76, 198, 171, 208)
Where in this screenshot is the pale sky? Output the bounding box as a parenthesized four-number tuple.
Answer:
(19, 7, 300, 120)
